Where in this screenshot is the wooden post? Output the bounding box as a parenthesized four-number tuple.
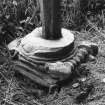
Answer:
(39, 0, 62, 40)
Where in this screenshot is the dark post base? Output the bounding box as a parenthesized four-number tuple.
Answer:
(8, 27, 75, 61)
(8, 27, 98, 92)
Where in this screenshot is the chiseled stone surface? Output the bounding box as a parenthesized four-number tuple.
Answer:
(8, 27, 74, 62)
